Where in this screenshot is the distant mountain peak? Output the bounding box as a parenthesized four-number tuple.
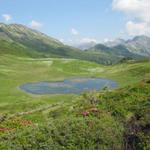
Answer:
(134, 35, 149, 39)
(0, 23, 7, 29)
(0, 22, 116, 64)
(0, 23, 67, 46)
(0, 22, 149, 64)
(104, 38, 126, 47)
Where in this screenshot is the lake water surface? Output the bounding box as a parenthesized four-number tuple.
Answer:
(20, 78, 117, 94)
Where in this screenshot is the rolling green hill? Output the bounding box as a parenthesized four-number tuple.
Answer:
(0, 54, 149, 116)
(0, 54, 149, 149)
(0, 23, 122, 65)
(0, 23, 150, 149)
(1, 23, 149, 65)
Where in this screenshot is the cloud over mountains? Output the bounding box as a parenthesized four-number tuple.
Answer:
(113, 0, 150, 36)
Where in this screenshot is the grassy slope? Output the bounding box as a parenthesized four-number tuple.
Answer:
(0, 55, 100, 116)
(0, 24, 123, 65)
(0, 55, 150, 149)
(0, 38, 122, 65)
(86, 43, 147, 64)
(0, 55, 149, 116)
(0, 55, 150, 150)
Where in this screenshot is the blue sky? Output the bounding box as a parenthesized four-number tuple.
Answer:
(0, 0, 149, 45)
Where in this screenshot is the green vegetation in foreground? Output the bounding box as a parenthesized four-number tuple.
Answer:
(0, 78, 150, 149)
(0, 55, 150, 149)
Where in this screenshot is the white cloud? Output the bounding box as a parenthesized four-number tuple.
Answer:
(126, 21, 150, 36)
(68, 37, 98, 45)
(112, 0, 150, 36)
(113, 0, 150, 23)
(80, 38, 97, 44)
(59, 38, 65, 43)
(30, 20, 43, 29)
(65, 37, 99, 49)
(71, 28, 79, 35)
(2, 14, 12, 21)
(103, 38, 113, 43)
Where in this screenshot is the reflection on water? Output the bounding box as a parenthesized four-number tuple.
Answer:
(20, 77, 118, 95)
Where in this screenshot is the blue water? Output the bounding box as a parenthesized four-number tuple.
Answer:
(20, 78, 117, 94)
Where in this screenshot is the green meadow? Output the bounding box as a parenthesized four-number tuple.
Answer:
(0, 54, 149, 116)
(0, 54, 150, 149)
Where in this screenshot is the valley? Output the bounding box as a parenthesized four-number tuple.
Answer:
(0, 54, 149, 121)
(1, 0, 150, 148)
(0, 54, 150, 149)
(0, 23, 150, 149)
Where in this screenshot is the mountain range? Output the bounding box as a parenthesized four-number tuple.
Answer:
(0, 23, 150, 64)
(85, 35, 150, 63)
(104, 36, 150, 57)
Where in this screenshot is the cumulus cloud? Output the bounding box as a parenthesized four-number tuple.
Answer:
(71, 28, 79, 35)
(30, 20, 43, 29)
(76, 38, 98, 49)
(66, 37, 98, 49)
(112, 0, 150, 36)
(80, 38, 97, 44)
(113, 0, 150, 22)
(69, 37, 98, 46)
(103, 38, 113, 43)
(2, 14, 12, 21)
(59, 38, 65, 43)
(126, 21, 150, 36)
